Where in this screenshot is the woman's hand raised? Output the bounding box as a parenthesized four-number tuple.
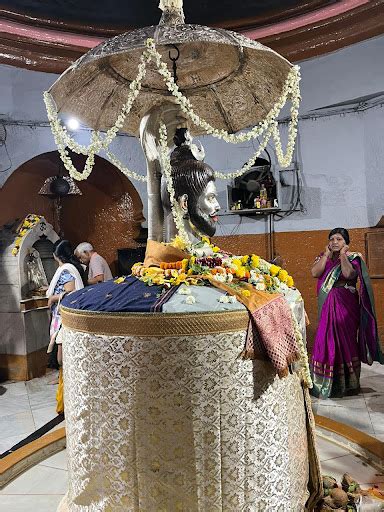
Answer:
(340, 244, 349, 255)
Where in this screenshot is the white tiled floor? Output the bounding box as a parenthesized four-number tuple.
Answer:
(0, 370, 59, 454)
(1, 363, 384, 509)
(0, 450, 67, 511)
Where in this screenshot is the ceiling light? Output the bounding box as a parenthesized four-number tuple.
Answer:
(66, 118, 79, 130)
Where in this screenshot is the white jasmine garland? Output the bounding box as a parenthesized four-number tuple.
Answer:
(185, 295, 196, 304)
(178, 286, 191, 295)
(159, 122, 192, 249)
(145, 38, 301, 172)
(105, 150, 147, 182)
(43, 50, 150, 180)
(214, 124, 274, 180)
(291, 313, 312, 388)
(193, 243, 214, 258)
(44, 37, 300, 184)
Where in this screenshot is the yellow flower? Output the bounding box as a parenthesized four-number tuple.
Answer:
(170, 272, 187, 285)
(12, 247, 18, 256)
(236, 267, 246, 279)
(152, 276, 165, 285)
(181, 258, 189, 271)
(212, 246, 220, 253)
(190, 256, 196, 265)
(146, 267, 164, 276)
(232, 258, 242, 268)
(278, 269, 289, 283)
(241, 255, 249, 265)
(250, 254, 260, 269)
(286, 276, 294, 288)
(201, 236, 210, 245)
(241, 289, 251, 298)
(19, 229, 28, 237)
(170, 235, 187, 251)
(269, 264, 281, 277)
(114, 277, 125, 284)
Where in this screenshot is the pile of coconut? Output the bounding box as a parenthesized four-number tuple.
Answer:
(317, 474, 384, 511)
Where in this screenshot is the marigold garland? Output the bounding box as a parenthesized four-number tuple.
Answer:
(130, 237, 295, 293)
(127, 237, 311, 386)
(11, 214, 43, 256)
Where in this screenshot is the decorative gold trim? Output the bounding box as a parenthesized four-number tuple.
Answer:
(61, 306, 249, 337)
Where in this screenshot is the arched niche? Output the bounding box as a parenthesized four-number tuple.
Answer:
(0, 151, 145, 273)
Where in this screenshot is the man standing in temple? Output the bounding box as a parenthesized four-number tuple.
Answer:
(75, 242, 113, 284)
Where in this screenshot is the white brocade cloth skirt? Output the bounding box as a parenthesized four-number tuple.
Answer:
(60, 326, 311, 511)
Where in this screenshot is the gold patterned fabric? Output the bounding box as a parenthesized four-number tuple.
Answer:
(60, 323, 314, 511)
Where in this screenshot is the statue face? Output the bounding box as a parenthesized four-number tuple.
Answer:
(189, 180, 220, 237)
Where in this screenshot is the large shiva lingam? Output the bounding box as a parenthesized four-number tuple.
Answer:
(47, 2, 321, 511)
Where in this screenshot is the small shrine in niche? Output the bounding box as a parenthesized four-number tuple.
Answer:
(0, 216, 58, 380)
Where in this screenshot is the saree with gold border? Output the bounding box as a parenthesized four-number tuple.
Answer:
(311, 253, 382, 399)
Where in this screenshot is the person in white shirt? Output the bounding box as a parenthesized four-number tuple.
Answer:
(74, 242, 113, 284)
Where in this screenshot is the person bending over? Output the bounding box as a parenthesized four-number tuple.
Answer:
(75, 242, 113, 284)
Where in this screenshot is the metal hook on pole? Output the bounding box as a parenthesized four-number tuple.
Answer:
(168, 44, 180, 84)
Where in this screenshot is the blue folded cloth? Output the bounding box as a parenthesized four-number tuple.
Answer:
(61, 276, 169, 313)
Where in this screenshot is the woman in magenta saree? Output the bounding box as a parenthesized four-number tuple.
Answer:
(310, 228, 383, 399)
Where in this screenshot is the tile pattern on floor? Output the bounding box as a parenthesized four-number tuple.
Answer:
(312, 362, 384, 437)
(0, 371, 58, 454)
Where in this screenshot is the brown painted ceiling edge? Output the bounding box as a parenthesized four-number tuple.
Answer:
(0, 1, 330, 36)
(265, 1, 384, 61)
(0, 2, 383, 73)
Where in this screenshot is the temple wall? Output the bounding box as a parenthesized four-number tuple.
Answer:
(0, 153, 144, 275)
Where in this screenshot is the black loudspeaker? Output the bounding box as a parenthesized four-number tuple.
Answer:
(117, 247, 147, 276)
(49, 176, 70, 197)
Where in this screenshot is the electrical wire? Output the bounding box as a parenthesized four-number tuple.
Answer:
(0, 125, 12, 174)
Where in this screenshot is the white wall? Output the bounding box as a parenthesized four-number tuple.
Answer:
(363, 107, 384, 227)
(0, 34, 383, 235)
